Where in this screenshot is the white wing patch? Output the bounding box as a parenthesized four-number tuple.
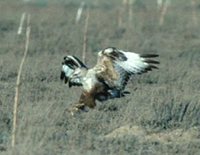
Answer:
(100, 48, 159, 90)
(116, 51, 149, 74)
(62, 64, 74, 77)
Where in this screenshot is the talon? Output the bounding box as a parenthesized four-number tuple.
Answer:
(66, 103, 86, 116)
(70, 107, 79, 116)
(75, 103, 85, 110)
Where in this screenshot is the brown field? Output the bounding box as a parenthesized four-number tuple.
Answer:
(1, 0, 200, 154)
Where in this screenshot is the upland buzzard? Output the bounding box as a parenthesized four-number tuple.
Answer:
(60, 47, 159, 114)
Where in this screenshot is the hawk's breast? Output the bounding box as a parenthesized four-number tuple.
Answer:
(82, 69, 98, 91)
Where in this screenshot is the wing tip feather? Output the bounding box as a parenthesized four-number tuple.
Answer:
(144, 59, 160, 64)
(140, 54, 159, 58)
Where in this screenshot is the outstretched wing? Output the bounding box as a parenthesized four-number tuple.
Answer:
(97, 47, 159, 90)
(60, 55, 88, 87)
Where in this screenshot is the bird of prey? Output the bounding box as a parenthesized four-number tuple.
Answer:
(60, 47, 159, 114)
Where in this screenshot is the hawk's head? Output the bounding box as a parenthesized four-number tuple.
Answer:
(98, 47, 127, 61)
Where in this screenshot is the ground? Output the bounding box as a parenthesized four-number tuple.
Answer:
(0, 0, 200, 154)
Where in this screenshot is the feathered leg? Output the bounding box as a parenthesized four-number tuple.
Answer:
(68, 91, 96, 115)
(67, 83, 106, 115)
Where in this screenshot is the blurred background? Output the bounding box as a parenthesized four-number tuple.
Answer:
(0, 0, 200, 154)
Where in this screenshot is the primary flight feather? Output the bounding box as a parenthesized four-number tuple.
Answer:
(60, 47, 159, 113)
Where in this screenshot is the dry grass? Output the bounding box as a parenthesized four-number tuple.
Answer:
(11, 13, 31, 147)
(0, 0, 200, 154)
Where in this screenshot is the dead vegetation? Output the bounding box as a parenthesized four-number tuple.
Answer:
(0, 0, 200, 154)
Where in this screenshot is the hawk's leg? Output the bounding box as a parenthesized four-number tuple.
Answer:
(67, 91, 96, 115)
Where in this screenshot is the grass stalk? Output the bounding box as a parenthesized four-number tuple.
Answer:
(17, 12, 26, 35)
(128, 0, 134, 24)
(159, 0, 170, 26)
(76, 2, 85, 24)
(11, 14, 31, 147)
(191, 0, 197, 26)
(157, 0, 163, 10)
(82, 9, 89, 64)
(118, 8, 122, 28)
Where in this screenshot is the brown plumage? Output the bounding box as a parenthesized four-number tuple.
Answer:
(60, 47, 159, 115)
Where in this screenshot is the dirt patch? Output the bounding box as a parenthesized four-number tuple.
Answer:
(104, 125, 200, 144)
